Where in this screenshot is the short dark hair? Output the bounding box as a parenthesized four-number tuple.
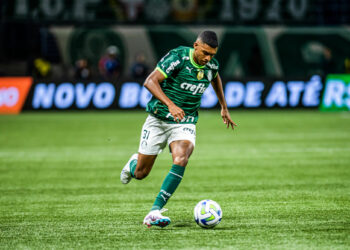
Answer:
(198, 31, 218, 48)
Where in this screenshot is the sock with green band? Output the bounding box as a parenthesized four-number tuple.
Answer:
(151, 164, 185, 211)
(130, 159, 137, 178)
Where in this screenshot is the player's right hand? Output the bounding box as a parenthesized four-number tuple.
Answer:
(168, 104, 185, 123)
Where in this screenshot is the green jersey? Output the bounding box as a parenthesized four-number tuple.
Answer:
(146, 46, 219, 124)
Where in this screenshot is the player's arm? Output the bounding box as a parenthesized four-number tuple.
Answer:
(211, 73, 237, 129)
(144, 69, 185, 122)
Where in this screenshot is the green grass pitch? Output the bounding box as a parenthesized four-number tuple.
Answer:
(0, 111, 349, 249)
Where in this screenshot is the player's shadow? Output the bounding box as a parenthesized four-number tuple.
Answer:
(173, 222, 193, 227)
(172, 222, 193, 227)
(172, 222, 232, 231)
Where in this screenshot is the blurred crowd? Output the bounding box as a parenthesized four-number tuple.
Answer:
(29, 45, 150, 82)
(27, 43, 350, 82)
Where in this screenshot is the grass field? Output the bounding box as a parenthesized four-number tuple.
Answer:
(0, 111, 349, 249)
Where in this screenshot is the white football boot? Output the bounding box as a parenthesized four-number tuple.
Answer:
(120, 153, 138, 184)
(143, 208, 171, 228)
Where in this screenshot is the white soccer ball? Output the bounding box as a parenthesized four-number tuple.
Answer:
(194, 199, 222, 228)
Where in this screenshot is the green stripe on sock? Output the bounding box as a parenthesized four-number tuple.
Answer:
(130, 159, 137, 178)
(151, 164, 185, 211)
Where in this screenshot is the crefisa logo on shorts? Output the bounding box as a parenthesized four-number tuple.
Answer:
(183, 127, 195, 135)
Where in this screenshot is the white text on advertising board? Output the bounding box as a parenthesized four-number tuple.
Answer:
(224, 75, 322, 108)
(322, 78, 350, 110)
(30, 76, 324, 110)
(0, 87, 19, 108)
(32, 82, 115, 109)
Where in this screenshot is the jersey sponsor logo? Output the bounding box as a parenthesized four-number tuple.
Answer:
(180, 82, 207, 95)
(0, 77, 33, 114)
(166, 113, 195, 123)
(207, 62, 218, 70)
(165, 60, 180, 74)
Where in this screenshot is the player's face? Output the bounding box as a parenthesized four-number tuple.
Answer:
(193, 41, 218, 66)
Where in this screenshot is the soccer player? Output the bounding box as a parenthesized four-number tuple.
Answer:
(120, 30, 236, 228)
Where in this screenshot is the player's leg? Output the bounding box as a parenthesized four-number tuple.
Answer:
(121, 153, 158, 183)
(132, 153, 157, 179)
(170, 140, 194, 166)
(120, 115, 167, 184)
(150, 140, 194, 211)
(143, 124, 196, 228)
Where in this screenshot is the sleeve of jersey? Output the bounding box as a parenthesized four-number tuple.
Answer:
(213, 62, 220, 79)
(214, 71, 218, 79)
(156, 51, 182, 79)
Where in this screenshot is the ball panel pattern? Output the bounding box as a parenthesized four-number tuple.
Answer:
(194, 200, 222, 228)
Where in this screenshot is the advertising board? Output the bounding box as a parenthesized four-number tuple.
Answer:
(321, 75, 350, 111)
(22, 75, 323, 111)
(2, 75, 349, 113)
(0, 77, 33, 114)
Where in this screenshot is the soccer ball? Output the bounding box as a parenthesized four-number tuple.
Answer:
(194, 200, 222, 228)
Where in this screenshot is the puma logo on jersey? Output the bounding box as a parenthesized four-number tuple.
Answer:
(180, 82, 207, 95)
(186, 66, 192, 73)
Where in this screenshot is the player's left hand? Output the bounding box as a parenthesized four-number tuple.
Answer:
(221, 108, 237, 130)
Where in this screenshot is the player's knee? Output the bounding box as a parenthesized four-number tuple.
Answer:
(173, 156, 189, 167)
